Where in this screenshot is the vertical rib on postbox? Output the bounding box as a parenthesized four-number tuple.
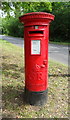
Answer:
(19, 12, 54, 106)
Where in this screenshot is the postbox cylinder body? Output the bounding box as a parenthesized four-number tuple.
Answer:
(19, 12, 54, 105)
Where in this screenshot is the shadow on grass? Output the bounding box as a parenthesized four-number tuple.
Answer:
(2, 62, 25, 73)
(2, 85, 26, 106)
(49, 74, 70, 77)
(2, 62, 25, 79)
(2, 85, 27, 118)
(2, 55, 10, 59)
(2, 113, 17, 119)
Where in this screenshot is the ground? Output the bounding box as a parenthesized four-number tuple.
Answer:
(0, 39, 69, 119)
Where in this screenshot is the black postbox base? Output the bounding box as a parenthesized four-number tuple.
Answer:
(24, 87, 48, 106)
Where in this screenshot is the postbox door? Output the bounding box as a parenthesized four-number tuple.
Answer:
(29, 38, 48, 90)
(24, 25, 49, 91)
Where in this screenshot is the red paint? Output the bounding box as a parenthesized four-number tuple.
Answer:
(19, 12, 54, 92)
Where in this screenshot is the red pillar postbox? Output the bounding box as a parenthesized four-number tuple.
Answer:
(19, 12, 54, 105)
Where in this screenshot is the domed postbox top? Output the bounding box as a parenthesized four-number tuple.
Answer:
(19, 12, 55, 26)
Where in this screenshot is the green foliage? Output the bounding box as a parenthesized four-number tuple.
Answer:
(1, 2, 52, 17)
(0, 18, 2, 34)
(21, 2, 52, 13)
(1, 2, 70, 42)
(1, 2, 52, 38)
(1, 17, 24, 37)
(50, 2, 70, 42)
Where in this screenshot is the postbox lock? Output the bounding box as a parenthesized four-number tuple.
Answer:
(35, 26, 38, 29)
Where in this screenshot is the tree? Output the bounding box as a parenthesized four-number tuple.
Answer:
(50, 2, 70, 42)
(1, 2, 70, 42)
(1, 2, 52, 18)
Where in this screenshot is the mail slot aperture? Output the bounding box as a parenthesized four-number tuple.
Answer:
(29, 31, 43, 34)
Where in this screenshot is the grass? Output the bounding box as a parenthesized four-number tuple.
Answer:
(1, 39, 69, 118)
(49, 41, 70, 46)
